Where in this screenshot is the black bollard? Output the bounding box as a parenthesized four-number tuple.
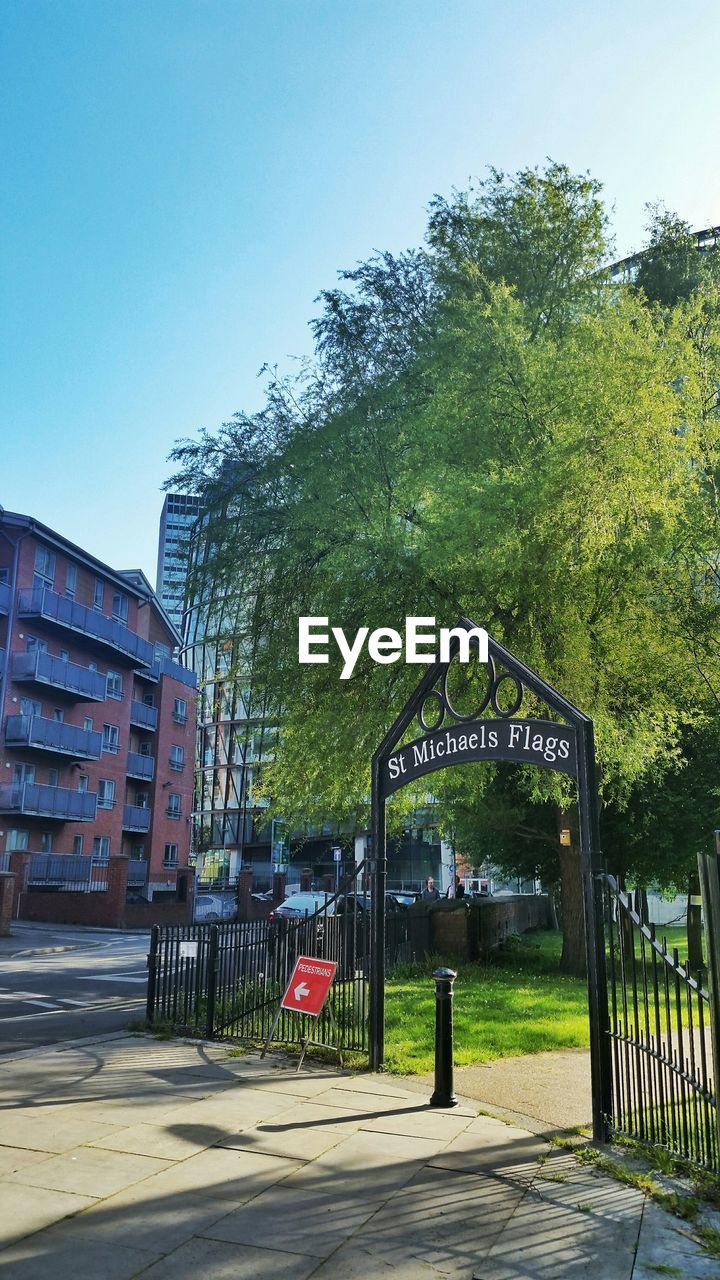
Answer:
(429, 966, 458, 1108)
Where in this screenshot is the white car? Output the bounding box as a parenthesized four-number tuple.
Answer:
(194, 892, 237, 922)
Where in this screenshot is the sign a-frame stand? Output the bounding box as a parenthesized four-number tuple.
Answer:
(369, 618, 611, 1144)
(262, 955, 344, 1072)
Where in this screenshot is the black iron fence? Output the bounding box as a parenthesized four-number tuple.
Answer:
(147, 863, 372, 1052)
(604, 872, 718, 1171)
(145, 865, 440, 1055)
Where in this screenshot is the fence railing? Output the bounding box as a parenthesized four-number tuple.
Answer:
(27, 854, 109, 892)
(604, 873, 717, 1171)
(147, 864, 375, 1051)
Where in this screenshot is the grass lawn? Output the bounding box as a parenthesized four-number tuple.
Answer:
(385, 929, 590, 1075)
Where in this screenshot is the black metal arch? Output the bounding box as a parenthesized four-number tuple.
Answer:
(369, 617, 611, 1143)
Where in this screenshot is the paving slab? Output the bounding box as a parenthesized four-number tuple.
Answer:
(0, 1110, 122, 1153)
(87, 1119, 230, 1160)
(0, 1233, 161, 1280)
(341, 1164, 525, 1275)
(201, 1182, 386, 1257)
(125, 1144, 302, 1201)
(0, 1181, 98, 1247)
(633, 1201, 720, 1278)
(28, 1183, 236, 1254)
(132, 1235, 322, 1279)
(5, 1145, 171, 1197)
(0, 1145, 62, 1177)
(281, 1126, 446, 1200)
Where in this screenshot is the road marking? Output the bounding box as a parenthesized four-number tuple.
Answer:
(0, 998, 144, 1023)
(76, 974, 146, 983)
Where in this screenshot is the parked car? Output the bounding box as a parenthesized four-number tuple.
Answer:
(194, 893, 237, 922)
(268, 892, 332, 922)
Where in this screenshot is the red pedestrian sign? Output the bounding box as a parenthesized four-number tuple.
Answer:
(280, 955, 337, 1017)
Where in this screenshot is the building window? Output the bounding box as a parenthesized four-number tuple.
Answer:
(136, 791, 150, 809)
(106, 671, 123, 700)
(97, 779, 116, 809)
(65, 564, 77, 599)
(73, 835, 84, 855)
(164, 843, 178, 866)
(6, 830, 29, 851)
(40, 832, 53, 853)
(34, 545, 56, 589)
(20, 697, 41, 717)
(83, 717, 93, 732)
(92, 836, 110, 861)
(13, 764, 35, 786)
(102, 724, 119, 754)
(93, 579, 104, 611)
(111, 591, 128, 623)
(26, 635, 47, 655)
(166, 793, 181, 819)
(132, 844, 145, 859)
(172, 698, 187, 725)
(47, 768, 59, 787)
(154, 643, 170, 661)
(170, 745, 184, 771)
(53, 708, 64, 722)
(77, 774, 88, 793)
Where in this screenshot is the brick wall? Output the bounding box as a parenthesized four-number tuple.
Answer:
(409, 895, 553, 960)
(15, 856, 194, 929)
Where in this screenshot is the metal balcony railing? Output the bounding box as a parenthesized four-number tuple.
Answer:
(135, 657, 197, 690)
(0, 581, 10, 615)
(0, 782, 97, 821)
(11, 650, 107, 701)
(126, 751, 154, 780)
(130, 700, 158, 731)
(27, 854, 109, 892)
(17, 586, 154, 666)
(123, 804, 151, 832)
(5, 714, 103, 759)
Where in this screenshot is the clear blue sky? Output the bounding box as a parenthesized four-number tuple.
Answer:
(2, 0, 719, 583)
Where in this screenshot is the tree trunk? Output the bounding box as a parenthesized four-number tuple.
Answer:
(557, 806, 586, 977)
(687, 870, 704, 973)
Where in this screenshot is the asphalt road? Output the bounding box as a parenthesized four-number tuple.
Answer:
(0, 926, 150, 1055)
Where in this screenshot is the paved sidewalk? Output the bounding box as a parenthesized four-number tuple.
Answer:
(415, 1048, 593, 1135)
(0, 1033, 717, 1279)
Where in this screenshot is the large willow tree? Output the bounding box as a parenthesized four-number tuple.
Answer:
(171, 164, 720, 974)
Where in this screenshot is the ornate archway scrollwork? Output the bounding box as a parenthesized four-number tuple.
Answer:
(418, 653, 525, 735)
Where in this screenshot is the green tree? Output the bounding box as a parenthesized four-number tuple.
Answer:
(172, 162, 720, 975)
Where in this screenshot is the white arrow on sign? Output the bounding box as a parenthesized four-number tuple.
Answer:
(294, 982, 311, 1000)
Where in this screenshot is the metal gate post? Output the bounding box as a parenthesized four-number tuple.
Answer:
(146, 924, 159, 1025)
(698, 844, 720, 1165)
(204, 925, 220, 1040)
(369, 755, 386, 1072)
(577, 721, 612, 1143)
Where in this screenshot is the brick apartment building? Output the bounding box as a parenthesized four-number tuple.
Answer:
(0, 510, 196, 920)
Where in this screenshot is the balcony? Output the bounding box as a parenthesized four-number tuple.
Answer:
(5, 715, 102, 760)
(0, 782, 97, 821)
(11, 651, 107, 702)
(135, 656, 197, 690)
(127, 751, 154, 781)
(123, 804, 151, 832)
(0, 581, 10, 615)
(17, 586, 154, 667)
(130, 700, 157, 731)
